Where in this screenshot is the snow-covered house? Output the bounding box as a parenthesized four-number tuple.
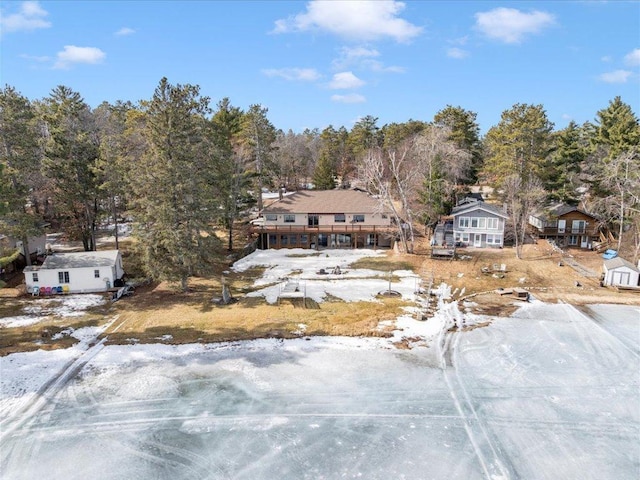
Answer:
(603, 257, 640, 288)
(451, 201, 508, 248)
(23, 250, 125, 294)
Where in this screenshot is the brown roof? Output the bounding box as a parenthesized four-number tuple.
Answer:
(263, 189, 386, 214)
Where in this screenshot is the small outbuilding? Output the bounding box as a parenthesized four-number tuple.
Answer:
(603, 257, 640, 288)
(24, 250, 125, 295)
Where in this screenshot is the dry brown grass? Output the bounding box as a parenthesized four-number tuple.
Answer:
(105, 284, 408, 345)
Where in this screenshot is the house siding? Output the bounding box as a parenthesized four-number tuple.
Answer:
(453, 209, 506, 248)
(530, 210, 600, 249)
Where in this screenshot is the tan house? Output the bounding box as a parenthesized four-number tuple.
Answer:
(529, 204, 601, 249)
(251, 189, 395, 249)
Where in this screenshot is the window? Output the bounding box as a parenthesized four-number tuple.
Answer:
(353, 214, 365, 223)
(58, 271, 70, 284)
(478, 218, 486, 229)
(32, 272, 39, 283)
(459, 217, 470, 228)
(284, 214, 295, 223)
(568, 235, 578, 246)
(486, 234, 501, 245)
(381, 214, 388, 219)
(94, 269, 100, 278)
(300, 234, 308, 245)
(268, 234, 277, 246)
(487, 218, 498, 229)
(572, 220, 586, 233)
(280, 235, 289, 245)
(334, 214, 346, 223)
(265, 214, 277, 221)
(461, 233, 470, 243)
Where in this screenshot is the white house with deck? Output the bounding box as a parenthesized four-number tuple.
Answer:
(24, 250, 125, 294)
(603, 257, 640, 288)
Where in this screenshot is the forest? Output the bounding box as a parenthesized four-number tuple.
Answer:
(1, 78, 639, 290)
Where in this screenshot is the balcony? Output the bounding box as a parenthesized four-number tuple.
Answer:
(249, 224, 395, 235)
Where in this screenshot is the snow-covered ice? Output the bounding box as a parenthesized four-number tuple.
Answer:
(1, 302, 638, 479)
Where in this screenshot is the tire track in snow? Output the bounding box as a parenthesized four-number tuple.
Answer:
(0, 315, 122, 444)
(443, 331, 515, 480)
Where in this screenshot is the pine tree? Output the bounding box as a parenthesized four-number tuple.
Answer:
(593, 96, 640, 160)
(129, 78, 217, 290)
(40, 86, 100, 251)
(433, 106, 482, 183)
(0, 86, 44, 265)
(241, 104, 276, 211)
(540, 121, 585, 203)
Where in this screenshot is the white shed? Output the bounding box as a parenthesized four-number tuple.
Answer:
(24, 250, 125, 294)
(603, 257, 640, 287)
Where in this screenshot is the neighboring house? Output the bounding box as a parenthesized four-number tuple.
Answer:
(529, 204, 601, 249)
(603, 257, 640, 287)
(451, 201, 508, 248)
(0, 231, 47, 260)
(0, 229, 49, 274)
(24, 250, 125, 294)
(251, 189, 394, 249)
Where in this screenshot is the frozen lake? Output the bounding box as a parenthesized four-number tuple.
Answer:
(1, 303, 638, 479)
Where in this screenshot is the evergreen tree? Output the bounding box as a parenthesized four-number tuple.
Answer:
(483, 103, 552, 258)
(483, 103, 554, 186)
(540, 121, 585, 203)
(312, 126, 340, 189)
(433, 106, 482, 183)
(0, 86, 44, 265)
(130, 78, 216, 290)
(40, 86, 101, 251)
(94, 100, 136, 249)
(211, 98, 252, 251)
(593, 96, 640, 160)
(241, 104, 276, 211)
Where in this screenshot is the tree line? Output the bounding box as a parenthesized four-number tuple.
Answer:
(1, 78, 638, 289)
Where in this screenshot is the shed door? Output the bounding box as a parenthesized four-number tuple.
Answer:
(613, 271, 630, 286)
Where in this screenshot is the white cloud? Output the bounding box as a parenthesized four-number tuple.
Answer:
(362, 59, 404, 73)
(447, 47, 469, 59)
(262, 67, 321, 81)
(273, 0, 422, 43)
(600, 55, 612, 62)
(115, 27, 135, 36)
(0, 1, 51, 33)
(20, 53, 50, 62)
(474, 8, 555, 44)
(598, 70, 632, 83)
(332, 46, 404, 73)
(624, 48, 640, 66)
(329, 71, 365, 89)
(54, 46, 106, 69)
(331, 93, 366, 104)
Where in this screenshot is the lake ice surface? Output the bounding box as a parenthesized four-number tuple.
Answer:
(1, 303, 638, 480)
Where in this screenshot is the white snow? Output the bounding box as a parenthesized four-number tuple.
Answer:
(233, 248, 421, 304)
(0, 295, 105, 328)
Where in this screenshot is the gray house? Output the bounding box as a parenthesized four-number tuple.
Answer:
(451, 201, 508, 248)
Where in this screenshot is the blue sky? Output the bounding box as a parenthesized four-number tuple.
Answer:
(1, 1, 638, 134)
